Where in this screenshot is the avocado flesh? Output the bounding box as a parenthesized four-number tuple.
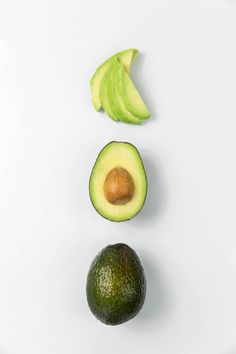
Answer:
(113, 59, 143, 124)
(100, 58, 149, 124)
(90, 49, 138, 111)
(89, 141, 147, 222)
(86, 243, 146, 325)
(101, 59, 141, 124)
(100, 61, 118, 121)
(119, 60, 150, 120)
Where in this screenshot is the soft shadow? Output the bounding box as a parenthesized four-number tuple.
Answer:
(127, 249, 173, 330)
(129, 149, 167, 228)
(131, 52, 158, 121)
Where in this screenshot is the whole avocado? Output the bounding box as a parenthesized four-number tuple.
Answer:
(86, 243, 146, 325)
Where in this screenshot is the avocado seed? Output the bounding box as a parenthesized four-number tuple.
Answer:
(104, 167, 135, 205)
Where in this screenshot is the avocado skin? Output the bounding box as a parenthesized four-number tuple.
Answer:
(89, 141, 148, 222)
(86, 243, 146, 325)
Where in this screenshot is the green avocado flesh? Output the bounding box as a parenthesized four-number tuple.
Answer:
(90, 49, 138, 111)
(89, 141, 147, 222)
(101, 59, 142, 125)
(118, 59, 150, 120)
(100, 60, 119, 121)
(86, 243, 146, 325)
(113, 59, 147, 124)
(99, 57, 150, 124)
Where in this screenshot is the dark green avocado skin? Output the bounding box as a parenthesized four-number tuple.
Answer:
(86, 243, 146, 325)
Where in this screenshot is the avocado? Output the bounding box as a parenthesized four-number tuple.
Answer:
(89, 141, 147, 222)
(101, 58, 142, 125)
(100, 60, 119, 121)
(99, 57, 150, 124)
(118, 58, 150, 120)
(113, 59, 146, 124)
(86, 243, 146, 325)
(90, 49, 138, 111)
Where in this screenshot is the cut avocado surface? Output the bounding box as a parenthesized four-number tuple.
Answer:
(90, 49, 138, 111)
(113, 59, 144, 124)
(100, 61, 118, 121)
(119, 59, 150, 120)
(97, 54, 150, 124)
(86, 243, 146, 325)
(100, 59, 141, 124)
(89, 141, 147, 222)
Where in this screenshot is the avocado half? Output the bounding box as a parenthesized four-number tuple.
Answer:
(86, 243, 146, 325)
(89, 141, 147, 222)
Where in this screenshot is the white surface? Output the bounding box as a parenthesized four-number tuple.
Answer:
(0, 0, 236, 353)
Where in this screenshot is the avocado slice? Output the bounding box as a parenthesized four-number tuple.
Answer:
(100, 59, 142, 124)
(90, 49, 138, 111)
(86, 243, 146, 325)
(113, 59, 144, 124)
(99, 61, 118, 121)
(89, 141, 147, 222)
(119, 60, 150, 120)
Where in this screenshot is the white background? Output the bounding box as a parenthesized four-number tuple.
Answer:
(0, 0, 236, 353)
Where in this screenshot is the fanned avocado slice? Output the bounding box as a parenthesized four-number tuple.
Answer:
(100, 61, 118, 121)
(90, 49, 138, 111)
(89, 141, 147, 222)
(113, 59, 143, 125)
(119, 60, 150, 120)
(100, 59, 141, 124)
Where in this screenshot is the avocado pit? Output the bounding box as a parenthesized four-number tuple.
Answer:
(104, 167, 135, 205)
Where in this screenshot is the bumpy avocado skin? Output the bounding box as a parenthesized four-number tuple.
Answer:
(86, 243, 146, 325)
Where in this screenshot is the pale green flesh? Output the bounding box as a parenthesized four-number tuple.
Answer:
(120, 62, 150, 120)
(114, 60, 143, 125)
(100, 58, 149, 124)
(100, 62, 118, 121)
(101, 59, 141, 124)
(90, 49, 138, 111)
(89, 142, 147, 222)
